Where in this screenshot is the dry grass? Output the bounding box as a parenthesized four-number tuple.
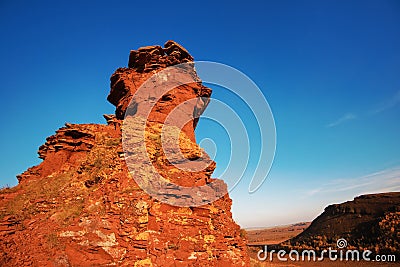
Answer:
(246, 222, 311, 246)
(54, 198, 85, 225)
(2, 172, 74, 219)
(0, 186, 19, 194)
(105, 137, 121, 147)
(46, 232, 65, 250)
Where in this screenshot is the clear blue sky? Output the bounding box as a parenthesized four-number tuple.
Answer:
(1, 0, 399, 227)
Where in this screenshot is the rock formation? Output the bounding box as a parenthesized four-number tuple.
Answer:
(0, 41, 250, 266)
(288, 192, 400, 256)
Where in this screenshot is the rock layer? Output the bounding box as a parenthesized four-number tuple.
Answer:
(107, 40, 211, 142)
(0, 41, 249, 266)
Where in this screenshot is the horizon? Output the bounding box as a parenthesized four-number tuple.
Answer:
(1, 0, 399, 228)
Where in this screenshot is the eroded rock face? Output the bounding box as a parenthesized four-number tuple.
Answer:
(0, 41, 250, 266)
(107, 40, 211, 142)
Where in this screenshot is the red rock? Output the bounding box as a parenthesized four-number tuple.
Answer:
(0, 41, 250, 266)
(108, 40, 211, 142)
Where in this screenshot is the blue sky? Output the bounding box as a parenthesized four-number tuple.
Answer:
(1, 0, 399, 227)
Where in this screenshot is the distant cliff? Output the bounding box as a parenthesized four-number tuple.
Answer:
(288, 192, 400, 255)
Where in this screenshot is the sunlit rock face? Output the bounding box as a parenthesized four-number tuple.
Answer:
(0, 41, 250, 267)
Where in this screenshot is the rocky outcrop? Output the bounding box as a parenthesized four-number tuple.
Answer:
(107, 40, 211, 143)
(288, 192, 400, 255)
(0, 41, 249, 266)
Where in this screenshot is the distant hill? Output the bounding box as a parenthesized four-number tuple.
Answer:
(246, 222, 311, 245)
(288, 192, 400, 255)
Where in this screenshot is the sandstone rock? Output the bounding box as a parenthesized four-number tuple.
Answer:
(108, 40, 211, 143)
(0, 41, 249, 266)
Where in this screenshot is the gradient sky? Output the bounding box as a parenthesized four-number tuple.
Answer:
(1, 0, 399, 228)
